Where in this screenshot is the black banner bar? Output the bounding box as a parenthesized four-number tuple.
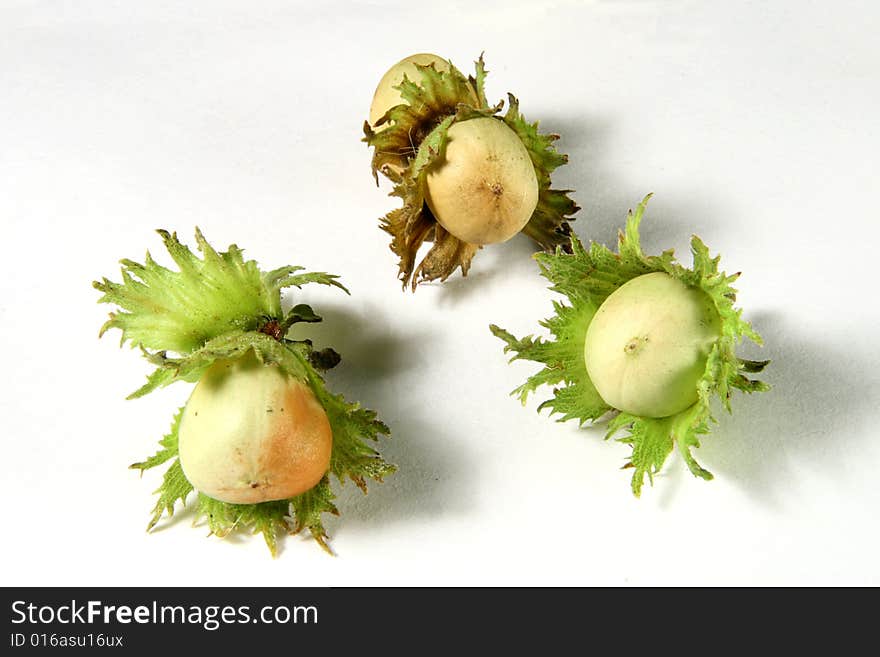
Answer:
(0, 586, 861, 652)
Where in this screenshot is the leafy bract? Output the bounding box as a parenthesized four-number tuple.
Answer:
(491, 195, 769, 495)
(98, 230, 394, 554)
(94, 228, 345, 355)
(131, 408, 347, 555)
(365, 58, 483, 179)
(363, 54, 578, 290)
(502, 94, 578, 253)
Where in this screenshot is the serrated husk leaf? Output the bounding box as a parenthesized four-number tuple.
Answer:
(377, 116, 482, 290)
(126, 331, 312, 399)
(364, 54, 577, 290)
(130, 406, 184, 471)
(98, 231, 394, 553)
(94, 229, 346, 356)
(364, 57, 485, 179)
(502, 94, 578, 252)
(492, 195, 769, 495)
(196, 494, 292, 557)
(289, 477, 339, 554)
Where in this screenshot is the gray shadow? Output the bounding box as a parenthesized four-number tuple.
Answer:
(432, 255, 507, 307)
(289, 302, 423, 382)
(324, 410, 474, 541)
(535, 114, 610, 163)
(654, 451, 686, 508)
(431, 225, 557, 307)
(535, 113, 629, 247)
(695, 311, 878, 505)
(537, 113, 735, 254)
(291, 302, 476, 538)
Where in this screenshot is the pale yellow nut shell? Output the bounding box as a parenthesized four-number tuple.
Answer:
(584, 272, 722, 418)
(424, 117, 538, 245)
(369, 53, 450, 128)
(178, 353, 332, 504)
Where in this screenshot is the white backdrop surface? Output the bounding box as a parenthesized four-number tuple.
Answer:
(1, 1, 878, 586)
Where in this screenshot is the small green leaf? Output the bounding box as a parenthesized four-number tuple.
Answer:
(284, 304, 322, 326)
(275, 270, 349, 295)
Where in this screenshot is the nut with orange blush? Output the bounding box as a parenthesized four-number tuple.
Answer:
(178, 351, 332, 505)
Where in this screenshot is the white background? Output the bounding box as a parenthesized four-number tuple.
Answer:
(2, 1, 878, 586)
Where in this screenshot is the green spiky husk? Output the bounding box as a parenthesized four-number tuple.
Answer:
(491, 195, 769, 496)
(97, 230, 394, 555)
(363, 55, 578, 290)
